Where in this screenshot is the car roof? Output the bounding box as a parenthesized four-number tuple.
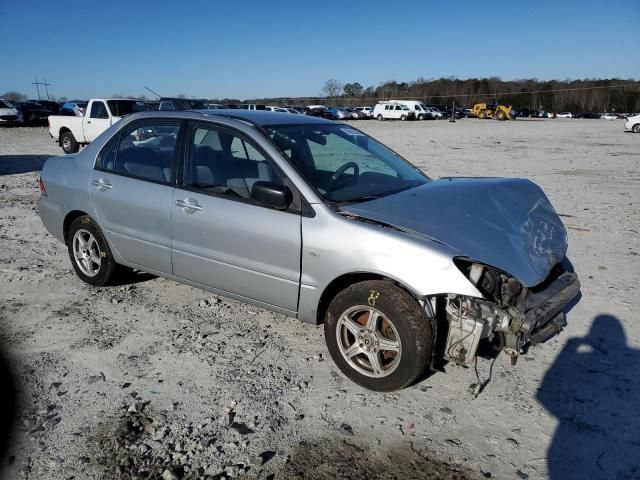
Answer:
(195, 109, 335, 126)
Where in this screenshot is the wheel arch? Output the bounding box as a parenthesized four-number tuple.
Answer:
(314, 272, 422, 325)
(59, 127, 71, 144)
(63, 210, 91, 244)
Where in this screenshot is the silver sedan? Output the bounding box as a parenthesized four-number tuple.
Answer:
(38, 110, 580, 391)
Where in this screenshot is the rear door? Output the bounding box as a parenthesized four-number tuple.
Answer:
(89, 119, 183, 273)
(171, 121, 302, 312)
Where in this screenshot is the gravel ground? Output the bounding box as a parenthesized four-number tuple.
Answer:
(0, 119, 638, 480)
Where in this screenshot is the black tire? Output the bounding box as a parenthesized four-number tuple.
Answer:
(633, 124, 640, 133)
(324, 280, 432, 391)
(61, 131, 79, 154)
(67, 215, 117, 286)
(377, 114, 384, 121)
(496, 111, 507, 121)
(400, 115, 407, 121)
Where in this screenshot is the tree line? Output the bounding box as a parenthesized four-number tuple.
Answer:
(257, 77, 640, 113)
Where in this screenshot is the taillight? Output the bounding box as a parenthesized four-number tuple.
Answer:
(38, 177, 47, 196)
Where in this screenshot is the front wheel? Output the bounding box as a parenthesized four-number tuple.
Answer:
(67, 215, 117, 286)
(377, 114, 384, 121)
(324, 280, 432, 391)
(400, 115, 407, 121)
(61, 131, 79, 154)
(633, 124, 640, 133)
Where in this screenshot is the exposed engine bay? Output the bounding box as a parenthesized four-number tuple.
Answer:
(440, 260, 581, 366)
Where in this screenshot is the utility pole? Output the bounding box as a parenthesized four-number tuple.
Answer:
(32, 77, 52, 100)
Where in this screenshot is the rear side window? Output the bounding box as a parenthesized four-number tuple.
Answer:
(96, 121, 181, 184)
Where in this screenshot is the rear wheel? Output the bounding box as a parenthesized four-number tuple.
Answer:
(478, 111, 487, 119)
(400, 114, 407, 121)
(67, 215, 117, 286)
(324, 280, 432, 391)
(377, 114, 384, 121)
(61, 131, 79, 154)
(496, 110, 507, 121)
(633, 124, 640, 133)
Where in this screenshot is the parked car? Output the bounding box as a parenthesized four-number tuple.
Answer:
(304, 106, 328, 117)
(48, 99, 149, 153)
(388, 100, 433, 120)
(354, 106, 374, 118)
(37, 110, 581, 391)
(556, 112, 573, 118)
(344, 108, 366, 119)
(373, 102, 415, 120)
(600, 113, 618, 120)
(325, 108, 352, 120)
(16, 101, 56, 124)
(159, 98, 210, 111)
(0, 99, 22, 124)
(60, 101, 89, 117)
(265, 106, 290, 113)
(624, 114, 640, 133)
(238, 104, 267, 111)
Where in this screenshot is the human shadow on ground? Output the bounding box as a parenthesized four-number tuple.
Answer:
(0, 346, 17, 467)
(537, 314, 640, 479)
(0, 155, 50, 175)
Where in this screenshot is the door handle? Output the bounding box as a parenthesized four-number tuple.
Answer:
(92, 178, 112, 191)
(87, 120, 92, 124)
(175, 198, 202, 212)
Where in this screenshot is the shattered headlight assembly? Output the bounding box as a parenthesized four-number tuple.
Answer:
(444, 259, 528, 365)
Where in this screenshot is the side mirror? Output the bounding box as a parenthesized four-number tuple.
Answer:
(251, 181, 292, 210)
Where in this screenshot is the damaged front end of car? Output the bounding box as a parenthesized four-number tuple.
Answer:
(438, 259, 580, 366)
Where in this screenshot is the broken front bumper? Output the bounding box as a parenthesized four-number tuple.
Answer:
(443, 270, 581, 365)
(516, 271, 581, 345)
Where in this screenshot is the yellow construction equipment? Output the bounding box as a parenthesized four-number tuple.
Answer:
(471, 99, 513, 120)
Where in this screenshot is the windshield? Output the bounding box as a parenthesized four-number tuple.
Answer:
(0, 100, 13, 109)
(267, 123, 429, 203)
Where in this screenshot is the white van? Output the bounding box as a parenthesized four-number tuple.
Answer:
(373, 102, 415, 121)
(389, 100, 435, 120)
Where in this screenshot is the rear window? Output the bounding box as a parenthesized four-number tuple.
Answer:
(107, 100, 149, 116)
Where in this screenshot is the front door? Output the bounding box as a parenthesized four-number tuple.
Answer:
(85, 101, 113, 142)
(89, 119, 182, 274)
(171, 122, 301, 312)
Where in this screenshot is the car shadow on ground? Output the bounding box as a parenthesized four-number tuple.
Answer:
(0, 344, 17, 468)
(537, 314, 640, 479)
(0, 155, 50, 176)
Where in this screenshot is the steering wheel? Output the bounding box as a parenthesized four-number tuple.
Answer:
(326, 162, 359, 192)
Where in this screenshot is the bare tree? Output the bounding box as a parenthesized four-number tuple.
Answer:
(322, 79, 343, 105)
(2, 91, 27, 102)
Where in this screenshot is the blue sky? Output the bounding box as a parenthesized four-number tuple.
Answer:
(1, 0, 638, 100)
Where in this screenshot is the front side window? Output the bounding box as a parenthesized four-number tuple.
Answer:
(90, 101, 109, 119)
(184, 125, 283, 201)
(102, 121, 181, 184)
(268, 124, 428, 203)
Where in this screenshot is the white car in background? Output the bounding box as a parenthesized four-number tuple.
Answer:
(0, 99, 22, 124)
(355, 106, 374, 118)
(556, 112, 573, 118)
(266, 106, 290, 113)
(624, 114, 640, 133)
(601, 113, 618, 120)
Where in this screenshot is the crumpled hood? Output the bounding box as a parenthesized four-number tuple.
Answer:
(342, 177, 568, 287)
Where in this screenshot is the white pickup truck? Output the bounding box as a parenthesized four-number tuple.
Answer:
(48, 99, 151, 154)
